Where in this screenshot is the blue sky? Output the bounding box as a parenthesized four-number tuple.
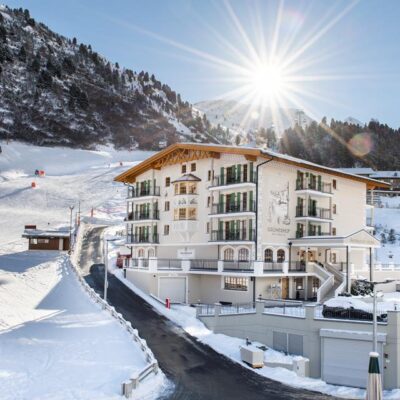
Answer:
(4, 0, 400, 126)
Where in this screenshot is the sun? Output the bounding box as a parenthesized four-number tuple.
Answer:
(244, 61, 287, 105)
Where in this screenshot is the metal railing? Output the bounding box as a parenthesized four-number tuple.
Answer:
(210, 229, 256, 241)
(366, 217, 373, 226)
(296, 179, 332, 194)
(222, 260, 254, 272)
(315, 304, 388, 323)
(295, 206, 332, 220)
(220, 302, 256, 315)
(126, 210, 160, 221)
(263, 262, 284, 272)
(190, 259, 219, 271)
(262, 298, 305, 317)
(127, 234, 159, 244)
(210, 201, 256, 215)
(288, 261, 306, 272)
(211, 172, 256, 187)
(296, 228, 330, 238)
(127, 186, 160, 198)
(157, 259, 182, 270)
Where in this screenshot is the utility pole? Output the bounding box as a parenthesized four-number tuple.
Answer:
(68, 205, 74, 253)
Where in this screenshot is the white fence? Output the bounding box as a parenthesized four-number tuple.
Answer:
(69, 224, 159, 398)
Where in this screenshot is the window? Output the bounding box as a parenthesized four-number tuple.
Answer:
(165, 201, 170, 211)
(333, 204, 337, 214)
(148, 248, 155, 257)
(277, 249, 285, 262)
(191, 163, 196, 172)
(224, 277, 248, 291)
(264, 248, 273, 262)
(333, 179, 337, 189)
(223, 248, 234, 261)
(31, 238, 37, 244)
(207, 196, 211, 208)
(138, 248, 145, 258)
(294, 277, 304, 290)
(181, 164, 187, 174)
(164, 225, 170, 235)
(38, 239, 49, 244)
(208, 170, 211, 181)
(179, 208, 186, 220)
(165, 177, 170, 187)
(332, 227, 337, 236)
(238, 248, 249, 261)
(206, 222, 210, 233)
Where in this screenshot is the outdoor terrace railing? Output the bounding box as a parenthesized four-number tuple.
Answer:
(295, 206, 332, 220)
(211, 172, 256, 187)
(127, 186, 160, 198)
(197, 302, 256, 316)
(296, 229, 331, 238)
(126, 210, 160, 221)
(156, 259, 182, 270)
(366, 217, 373, 226)
(263, 262, 284, 272)
(126, 234, 159, 244)
(262, 298, 306, 317)
(288, 261, 306, 272)
(295, 179, 332, 194)
(210, 201, 256, 215)
(222, 260, 254, 272)
(210, 229, 256, 242)
(190, 259, 219, 271)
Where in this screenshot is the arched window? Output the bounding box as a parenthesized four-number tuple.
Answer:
(277, 249, 286, 263)
(138, 248, 145, 258)
(238, 248, 249, 261)
(148, 248, 155, 258)
(264, 248, 273, 262)
(223, 248, 234, 261)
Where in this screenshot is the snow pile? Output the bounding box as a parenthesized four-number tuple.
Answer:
(0, 253, 165, 399)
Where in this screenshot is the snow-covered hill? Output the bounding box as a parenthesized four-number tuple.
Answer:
(195, 99, 313, 138)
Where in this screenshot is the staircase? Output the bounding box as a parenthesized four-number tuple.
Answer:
(322, 263, 346, 301)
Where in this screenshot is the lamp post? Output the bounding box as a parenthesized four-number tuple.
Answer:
(103, 237, 119, 302)
(68, 205, 74, 253)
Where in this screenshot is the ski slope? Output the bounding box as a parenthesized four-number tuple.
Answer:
(0, 141, 165, 399)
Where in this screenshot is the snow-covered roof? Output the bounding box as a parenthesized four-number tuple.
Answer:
(370, 171, 400, 179)
(114, 142, 390, 189)
(339, 168, 375, 175)
(22, 228, 70, 238)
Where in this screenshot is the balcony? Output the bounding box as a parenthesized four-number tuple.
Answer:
(222, 260, 254, 272)
(295, 206, 332, 220)
(127, 186, 160, 198)
(127, 233, 159, 244)
(296, 179, 332, 195)
(210, 201, 256, 215)
(210, 172, 256, 188)
(190, 259, 219, 271)
(296, 228, 330, 238)
(210, 229, 256, 242)
(263, 262, 284, 272)
(126, 210, 160, 221)
(288, 261, 306, 272)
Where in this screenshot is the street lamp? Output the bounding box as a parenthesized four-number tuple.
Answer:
(68, 205, 74, 253)
(103, 236, 120, 302)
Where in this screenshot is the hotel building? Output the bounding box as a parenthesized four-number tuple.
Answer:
(114, 143, 388, 304)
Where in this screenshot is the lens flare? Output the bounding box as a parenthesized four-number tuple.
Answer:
(348, 133, 373, 157)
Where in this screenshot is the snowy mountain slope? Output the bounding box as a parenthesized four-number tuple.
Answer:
(0, 6, 220, 150)
(0, 142, 167, 399)
(195, 99, 313, 137)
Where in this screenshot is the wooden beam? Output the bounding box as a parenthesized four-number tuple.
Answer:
(245, 154, 257, 161)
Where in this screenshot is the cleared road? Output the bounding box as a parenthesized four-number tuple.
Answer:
(79, 225, 341, 400)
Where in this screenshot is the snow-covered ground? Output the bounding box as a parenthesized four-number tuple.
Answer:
(0, 141, 166, 399)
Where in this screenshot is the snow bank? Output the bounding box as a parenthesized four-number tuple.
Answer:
(0, 253, 165, 399)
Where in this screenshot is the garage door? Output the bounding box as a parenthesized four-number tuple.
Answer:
(322, 337, 383, 388)
(159, 277, 186, 303)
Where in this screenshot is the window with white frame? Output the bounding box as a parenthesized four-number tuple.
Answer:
(277, 249, 285, 262)
(148, 248, 155, 257)
(238, 248, 249, 261)
(138, 248, 145, 257)
(264, 248, 273, 262)
(223, 248, 234, 260)
(224, 276, 248, 291)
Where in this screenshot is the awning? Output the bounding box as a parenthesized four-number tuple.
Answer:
(289, 229, 380, 248)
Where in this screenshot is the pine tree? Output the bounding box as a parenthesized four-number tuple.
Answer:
(381, 232, 387, 244)
(388, 229, 396, 244)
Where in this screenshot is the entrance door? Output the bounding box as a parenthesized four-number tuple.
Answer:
(281, 278, 289, 299)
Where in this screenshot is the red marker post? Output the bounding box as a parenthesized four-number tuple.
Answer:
(165, 298, 171, 309)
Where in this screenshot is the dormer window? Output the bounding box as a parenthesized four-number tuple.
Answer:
(172, 174, 201, 195)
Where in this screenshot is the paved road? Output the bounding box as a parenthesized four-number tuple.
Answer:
(79, 225, 340, 400)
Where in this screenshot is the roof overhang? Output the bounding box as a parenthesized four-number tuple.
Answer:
(289, 229, 380, 248)
(114, 143, 391, 189)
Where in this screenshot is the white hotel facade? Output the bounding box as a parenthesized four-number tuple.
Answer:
(115, 143, 388, 304)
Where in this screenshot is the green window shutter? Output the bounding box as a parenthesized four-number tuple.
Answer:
(237, 192, 241, 209)
(249, 162, 254, 181)
(220, 167, 225, 185)
(237, 164, 242, 182)
(249, 219, 253, 240)
(219, 220, 223, 231)
(249, 191, 254, 210)
(153, 225, 158, 235)
(135, 182, 139, 194)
